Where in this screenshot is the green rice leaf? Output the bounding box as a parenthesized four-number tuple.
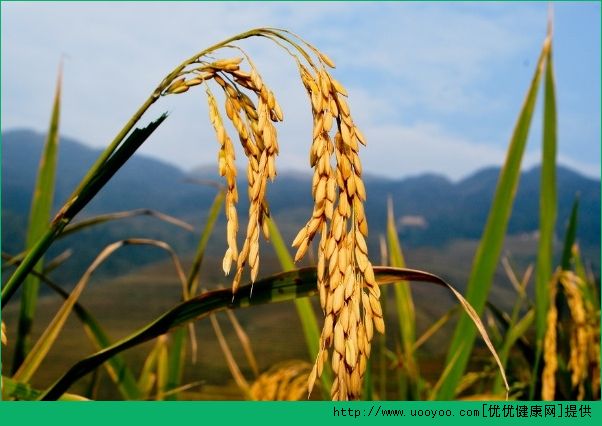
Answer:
(534, 38, 558, 367)
(13, 66, 63, 371)
(39, 266, 506, 400)
(2, 114, 168, 308)
(386, 199, 418, 395)
(561, 197, 579, 271)
(155, 336, 169, 400)
(493, 308, 535, 394)
(436, 34, 550, 399)
(137, 340, 160, 399)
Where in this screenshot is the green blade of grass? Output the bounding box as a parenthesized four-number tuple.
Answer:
(435, 34, 550, 400)
(386, 199, 418, 397)
(413, 307, 459, 352)
(429, 342, 465, 400)
(39, 266, 506, 400)
(13, 65, 63, 371)
(137, 339, 160, 400)
(572, 245, 598, 310)
(486, 302, 534, 366)
(534, 37, 558, 387)
(493, 308, 535, 394)
(61, 208, 195, 238)
(2, 114, 168, 307)
(561, 197, 579, 270)
(165, 188, 225, 400)
(267, 216, 332, 397)
(4, 209, 193, 270)
(42, 276, 141, 399)
(2, 251, 140, 399)
(13, 238, 186, 384)
(378, 235, 389, 400)
(187, 188, 226, 296)
(155, 336, 169, 401)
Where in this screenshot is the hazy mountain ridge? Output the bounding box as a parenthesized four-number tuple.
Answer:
(2, 129, 600, 283)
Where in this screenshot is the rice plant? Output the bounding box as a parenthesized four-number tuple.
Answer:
(1, 21, 598, 402)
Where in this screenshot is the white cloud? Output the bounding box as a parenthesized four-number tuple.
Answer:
(361, 121, 505, 180)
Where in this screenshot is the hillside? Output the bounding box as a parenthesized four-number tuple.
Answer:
(2, 128, 600, 285)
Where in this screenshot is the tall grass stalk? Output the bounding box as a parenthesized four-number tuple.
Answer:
(436, 32, 551, 399)
(13, 66, 62, 371)
(386, 199, 418, 398)
(533, 30, 558, 398)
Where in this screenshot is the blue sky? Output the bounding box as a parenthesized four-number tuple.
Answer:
(1, 2, 600, 180)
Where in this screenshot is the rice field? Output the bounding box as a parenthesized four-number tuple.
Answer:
(1, 24, 599, 402)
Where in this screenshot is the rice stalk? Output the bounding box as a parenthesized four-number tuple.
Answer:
(2, 29, 279, 305)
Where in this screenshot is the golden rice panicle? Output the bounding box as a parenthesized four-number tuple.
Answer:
(218, 62, 281, 292)
(293, 56, 383, 400)
(251, 361, 313, 401)
(207, 90, 239, 280)
(560, 272, 590, 400)
(542, 272, 559, 401)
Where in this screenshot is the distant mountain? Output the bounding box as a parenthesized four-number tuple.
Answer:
(2, 128, 600, 283)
